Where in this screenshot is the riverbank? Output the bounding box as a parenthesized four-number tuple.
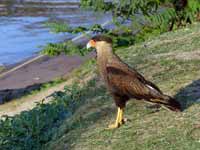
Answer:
(0, 54, 85, 103)
(0, 17, 112, 103)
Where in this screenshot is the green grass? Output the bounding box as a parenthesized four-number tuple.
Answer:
(46, 23, 200, 150)
(0, 66, 5, 73)
(1, 23, 200, 150)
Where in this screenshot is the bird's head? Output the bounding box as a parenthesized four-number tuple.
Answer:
(86, 35, 113, 50)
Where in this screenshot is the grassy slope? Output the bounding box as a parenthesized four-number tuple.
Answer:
(46, 23, 200, 150)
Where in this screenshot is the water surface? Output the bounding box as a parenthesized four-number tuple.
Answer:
(0, 0, 110, 65)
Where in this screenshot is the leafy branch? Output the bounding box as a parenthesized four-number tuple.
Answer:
(42, 0, 200, 57)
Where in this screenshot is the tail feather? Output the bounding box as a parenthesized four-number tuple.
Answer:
(161, 95, 182, 112)
(148, 95, 182, 112)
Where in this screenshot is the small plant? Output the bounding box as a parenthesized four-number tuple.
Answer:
(0, 79, 98, 150)
(41, 40, 93, 56)
(45, 22, 88, 34)
(0, 66, 5, 73)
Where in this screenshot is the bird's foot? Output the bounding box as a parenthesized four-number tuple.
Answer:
(106, 118, 127, 129)
(106, 107, 126, 130)
(107, 123, 120, 129)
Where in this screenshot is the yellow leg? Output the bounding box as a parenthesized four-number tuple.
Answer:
(107, 107, 124, 129)
(118, 108, 124, 125)
(108, 107, 120, 129)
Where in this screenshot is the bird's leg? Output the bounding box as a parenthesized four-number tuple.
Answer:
(107, 107, 126, 129)
(118, 108, 125, 125)
(108, 107, 121, 129)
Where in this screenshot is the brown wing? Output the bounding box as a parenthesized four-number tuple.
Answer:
(106, 59, 163, 99)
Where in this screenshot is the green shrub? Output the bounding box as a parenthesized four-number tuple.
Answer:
(0, 80, 97, 150)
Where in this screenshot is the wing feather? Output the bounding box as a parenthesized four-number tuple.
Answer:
(106, 60, 162, 99)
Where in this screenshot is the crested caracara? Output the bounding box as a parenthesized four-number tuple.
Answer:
(86, 35, 181, 129)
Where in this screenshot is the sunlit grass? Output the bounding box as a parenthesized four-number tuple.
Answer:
(47, 23, 200, 150)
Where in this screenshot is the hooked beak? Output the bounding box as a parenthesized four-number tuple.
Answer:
(86, 42, 91, 49)
(86, 40, 96, 49)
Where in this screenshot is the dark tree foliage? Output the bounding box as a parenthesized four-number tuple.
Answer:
(173, 0, 188, 11)
(42, 0, 200, 57)
(80, 0, 200, 30)
(81, 0, 160, 19)
(169, 0, 200, 30)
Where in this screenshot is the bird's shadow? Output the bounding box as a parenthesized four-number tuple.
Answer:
(174, 79, 200, 111)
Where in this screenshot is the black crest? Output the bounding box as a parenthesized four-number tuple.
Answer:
(92, 35, 112, 44)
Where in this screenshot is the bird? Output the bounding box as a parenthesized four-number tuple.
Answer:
(86, 35, 181, 129)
